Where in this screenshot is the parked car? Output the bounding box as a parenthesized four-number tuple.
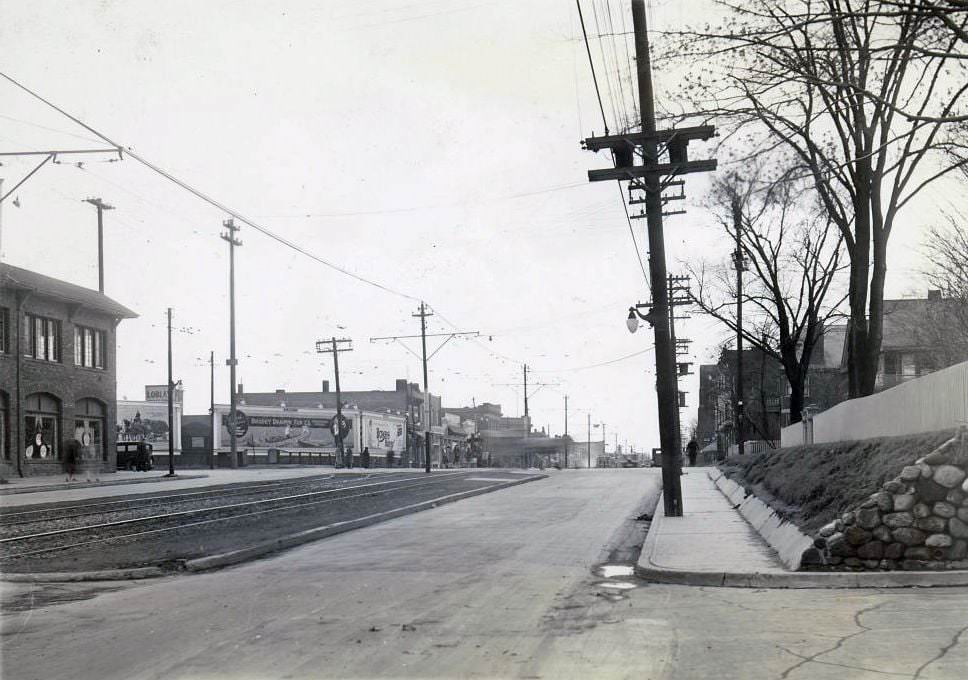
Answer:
(117, 441, 154, 471)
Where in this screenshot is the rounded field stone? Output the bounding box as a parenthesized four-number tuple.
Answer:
(919, 462, 934, 478)
(947, 488, 966, 505)
(882, 512, 914, 529)
(916, 478, 950, 503)
(882, 480, 904, 494)
(855, 508, 881, 530)
(871, 491, 893, 512)
(884, 542, 906, 560)
(842, 511, 855, 526)
(845, 526, 872, 546)
(891, 527, 927, 546)
(957, 507, 968, 522)
(800, 547, 824, 565)
(873, 525, 893, 543)
(949, 516, 968, 539)
(893, 494, 916, 512)
(818, 521, 839, 538)
(916, 516, 947, 533)
(926, 533, 953, 548)
(901, 559, 930, 571)
(843, 557, 863, 568)
(933, 465, 967, 489)
(950, 540, 968, 560)
(933, 502, 957, 519)
(923, 446, 955, 466)
(914, 503, 932, 519)
(856, 541, 884, 560)
(827, 533, 855, 557)
(879, 559, 898, 570)
(904, 546, 933, 560)
(899, 466, 921, 482)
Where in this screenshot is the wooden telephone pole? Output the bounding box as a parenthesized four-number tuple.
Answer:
(582, 0, 717, 516)
(84, 197, 113, 293)
(370, 304, 478, 473)
(220, 219, 242, 468)
(316, 338, 353, 467)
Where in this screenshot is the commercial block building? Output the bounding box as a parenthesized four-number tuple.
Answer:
(0, 263, 137, 477)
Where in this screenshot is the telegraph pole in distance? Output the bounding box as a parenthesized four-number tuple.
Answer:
(370, 306, 478, 474)
(220, 218, 242, 468)
(316, 338, 353, 468)
(209, 350, 215, 470)
(166, 307, 175, 477)
(732, 199, 746, 456)
(84, 197, 114, 293)
(564, 395, 569, 468)
(587, 413, 591, 469)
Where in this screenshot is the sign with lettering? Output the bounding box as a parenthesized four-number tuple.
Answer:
(219, 410, 349, 449)
(145, 384, 183, 404)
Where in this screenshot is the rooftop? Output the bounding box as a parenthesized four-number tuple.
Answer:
(0, 262, 137, 319)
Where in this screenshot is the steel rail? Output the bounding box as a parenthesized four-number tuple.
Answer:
(0, 472, 470, 546)
(0, 473, 481, 559)
(0, 473, 374, 524)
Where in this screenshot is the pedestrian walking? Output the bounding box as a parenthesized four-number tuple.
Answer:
(362, 446, 370, 469)
(387, 449, 395, 468)
(63, 437, 80, 482)
(686, 439, 699, 467)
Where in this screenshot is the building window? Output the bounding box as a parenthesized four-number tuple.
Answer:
(25, 314, 61, 362)
(25, 393, 60, 460)
(0, 307, 8, 353)
(74, 325, 106, 369)
(75, 399, 106, 462)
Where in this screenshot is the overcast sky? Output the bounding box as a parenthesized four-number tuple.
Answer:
(0, 0, 959, 452)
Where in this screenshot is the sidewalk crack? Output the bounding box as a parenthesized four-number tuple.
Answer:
(776, 601, 886, 679)
(910, 623, 968, 680)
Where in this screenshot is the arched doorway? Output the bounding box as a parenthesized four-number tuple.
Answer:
(24, 392, 60, 460)
(75, 398, 107, 463)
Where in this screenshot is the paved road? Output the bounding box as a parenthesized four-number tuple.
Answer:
(3, 469, 968, 679)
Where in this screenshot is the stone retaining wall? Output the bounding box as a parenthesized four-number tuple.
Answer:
(806, 433, 968, 571)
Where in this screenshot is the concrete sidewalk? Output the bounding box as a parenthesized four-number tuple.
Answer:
(636, 467, 968, 588)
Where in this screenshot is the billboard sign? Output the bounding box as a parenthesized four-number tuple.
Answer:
(219, 410, 351, 449)
(145, 384, 184, 404)
(117, 401, 182, 453)
(363, 415, 406, 453)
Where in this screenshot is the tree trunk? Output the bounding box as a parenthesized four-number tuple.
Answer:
(848, 157, 874, 398)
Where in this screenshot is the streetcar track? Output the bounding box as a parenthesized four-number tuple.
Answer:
(0, 473, 486, 559)
(0, 472, 470, 549)
(0, 473, 364, 523)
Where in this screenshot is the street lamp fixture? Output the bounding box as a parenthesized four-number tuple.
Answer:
(626, 303, 657, 334)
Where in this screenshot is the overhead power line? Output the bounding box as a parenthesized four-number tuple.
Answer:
(0, 70, 421, 303)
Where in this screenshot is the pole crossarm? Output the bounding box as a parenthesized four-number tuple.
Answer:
(588, 159, 717, 182)
(1, 154, 52, 203)
(581, 125, 716, 152)
(0, 147, 122, 158)
(315, 338, 353, 353)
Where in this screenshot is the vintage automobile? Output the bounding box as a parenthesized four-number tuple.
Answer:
(116, 440, 154, 471)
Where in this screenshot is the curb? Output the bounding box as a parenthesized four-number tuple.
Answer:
(1, 566, 167, 583)
(635, 490, 968, 589)
(1, 475, 544, 583)
(0, 474, 210, 496)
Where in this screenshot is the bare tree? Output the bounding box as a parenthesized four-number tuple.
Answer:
(917, 216, 968, 365)
(689, 164, 847, 423)
(667, 0, 968, 397)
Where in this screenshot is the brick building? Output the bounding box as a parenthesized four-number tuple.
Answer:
(0, 263, 137, 477)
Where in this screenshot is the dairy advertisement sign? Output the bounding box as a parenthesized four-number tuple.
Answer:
(364, 416, 406, 453)
(219, 410, 351, 449)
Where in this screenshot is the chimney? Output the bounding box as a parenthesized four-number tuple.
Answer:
(322, 380, 330, 393)
(395, 379, 408, 393)
(927, 289, 941, 301)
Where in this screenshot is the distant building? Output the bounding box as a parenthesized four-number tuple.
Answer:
(0, 263, 137, 477)
(240, 379, 439, 466)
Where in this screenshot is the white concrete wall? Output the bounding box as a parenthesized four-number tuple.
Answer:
(780, 360, 968, 446)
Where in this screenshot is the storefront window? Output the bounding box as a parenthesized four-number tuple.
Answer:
(24, 393, 60, 460)
(25, 315, 60, 362)
(75, 399, 106, 461)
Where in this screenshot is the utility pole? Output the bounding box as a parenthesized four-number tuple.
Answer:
(209, 350, 215, 470)
(84, 198, 114, 293)
(583, 0, 716, 515)
(166, 307, 175, 477)
(564, 395, 569, 468)
(370, 308, 478, 474)
(732, 199, 746, 456)
(220, 218, 242, 468)
(316, 338, 353, 467)
(587, 413, 591, 469)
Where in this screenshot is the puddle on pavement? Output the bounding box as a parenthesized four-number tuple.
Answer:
(595, 581, 636, 590)
(596, 564, 634, 579)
